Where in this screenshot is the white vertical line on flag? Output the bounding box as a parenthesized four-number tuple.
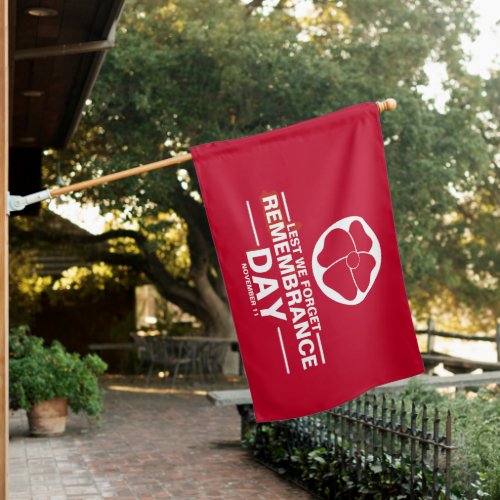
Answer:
(316, 333, 326, 364)
(246, 201, 260, 246)
(280, 192, 291, 222)
(277, 327, 290, 374)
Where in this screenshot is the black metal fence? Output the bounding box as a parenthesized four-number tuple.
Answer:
(245, 394, 453, 499)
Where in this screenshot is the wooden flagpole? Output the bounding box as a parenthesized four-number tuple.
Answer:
(49, 99, 397, 199)
(51, 154, 193, 197)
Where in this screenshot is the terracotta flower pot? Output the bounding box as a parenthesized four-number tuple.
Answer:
(27, 397, 69, 436)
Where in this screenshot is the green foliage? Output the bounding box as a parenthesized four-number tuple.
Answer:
(9, 326, 107, 417)
(45, 0, 499, 328)
(245, 384, 500, 498)
(394, 381, 500, 498)
(443, 390, 500, 499)
(400, 377, 445, 406)
(401, 381, 500, 497)
(246, 422, 445, 498)
(8, 244, 53, 326)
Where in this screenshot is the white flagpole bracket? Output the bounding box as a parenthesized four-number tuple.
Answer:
(7, 189, 52, 215)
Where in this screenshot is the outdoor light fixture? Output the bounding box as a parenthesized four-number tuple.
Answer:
(144, 316, 158, 325)
(25, 7, 58, 17)
(22, 90, 45, 97)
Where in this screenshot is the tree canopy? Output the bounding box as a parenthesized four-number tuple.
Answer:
(41, 0, 498, 333)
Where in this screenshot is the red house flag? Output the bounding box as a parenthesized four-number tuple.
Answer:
(191, 102, 424, 422)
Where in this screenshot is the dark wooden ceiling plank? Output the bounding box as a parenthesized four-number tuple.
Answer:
(28, 58, 56, 145)
(89, 0, 113, 41)
(29, 57, 54, 89)
(12, 59, 30, 91)
(12, 56, 54, 147)
(39, 53, 84, 146)
(11, 59, 33, 141)
(36, 0, 65, 46)
(15, 0, 39, 50)
(12, 94, 28, 125)
(58, 0, 99, 45)
(52, 52, 94, 147)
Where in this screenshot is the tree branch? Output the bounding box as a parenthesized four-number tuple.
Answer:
(92, 248, 211, 323)
(10, 224, 146, 249)
(91, 229, 147, 245)
(89, 251, 147, 269)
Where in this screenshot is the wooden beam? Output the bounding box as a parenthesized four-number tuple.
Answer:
(421, 353, 500, 373)
(14, 39, 115, 60)
(0, 0, 9, 496)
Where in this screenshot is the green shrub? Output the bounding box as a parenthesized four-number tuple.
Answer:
(9, 326, 108, 418)
(442, 390, 499, 499)
(401, 381, 499, 498)
(246, 422, 443, 498)
(245, 382, 499, 498)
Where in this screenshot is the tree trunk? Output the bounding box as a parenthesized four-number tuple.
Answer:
(194, 272, 235, 337)
(194, 274, 239, 374)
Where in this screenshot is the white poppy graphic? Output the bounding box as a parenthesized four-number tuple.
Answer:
(312, 216, 381, 305)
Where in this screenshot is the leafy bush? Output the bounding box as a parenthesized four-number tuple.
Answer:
(245, 382, 499, 498)
(9, 326, 107, 417)
(402, 381, 499, 499)
(246, 422, 442, 499)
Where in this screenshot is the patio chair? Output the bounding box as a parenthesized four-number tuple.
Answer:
(130, 332, 154, 375)
(201, 342, 228, 380)
(130, 333, 192, 386)
(160, 337, 193, 386)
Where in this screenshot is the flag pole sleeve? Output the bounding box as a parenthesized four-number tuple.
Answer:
(47, 99, 396, 199)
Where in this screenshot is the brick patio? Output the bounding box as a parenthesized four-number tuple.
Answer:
(9, 378, 311, 499)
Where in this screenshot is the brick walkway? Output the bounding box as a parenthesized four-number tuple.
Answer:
(9, 379, 311, 499)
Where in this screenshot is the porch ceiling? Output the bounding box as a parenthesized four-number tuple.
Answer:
(10, 0, 124, 149)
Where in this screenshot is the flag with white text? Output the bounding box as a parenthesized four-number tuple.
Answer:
(191, 102, 423, 422)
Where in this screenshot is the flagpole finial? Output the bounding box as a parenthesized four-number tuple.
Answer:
(376, 98, 397, 113)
